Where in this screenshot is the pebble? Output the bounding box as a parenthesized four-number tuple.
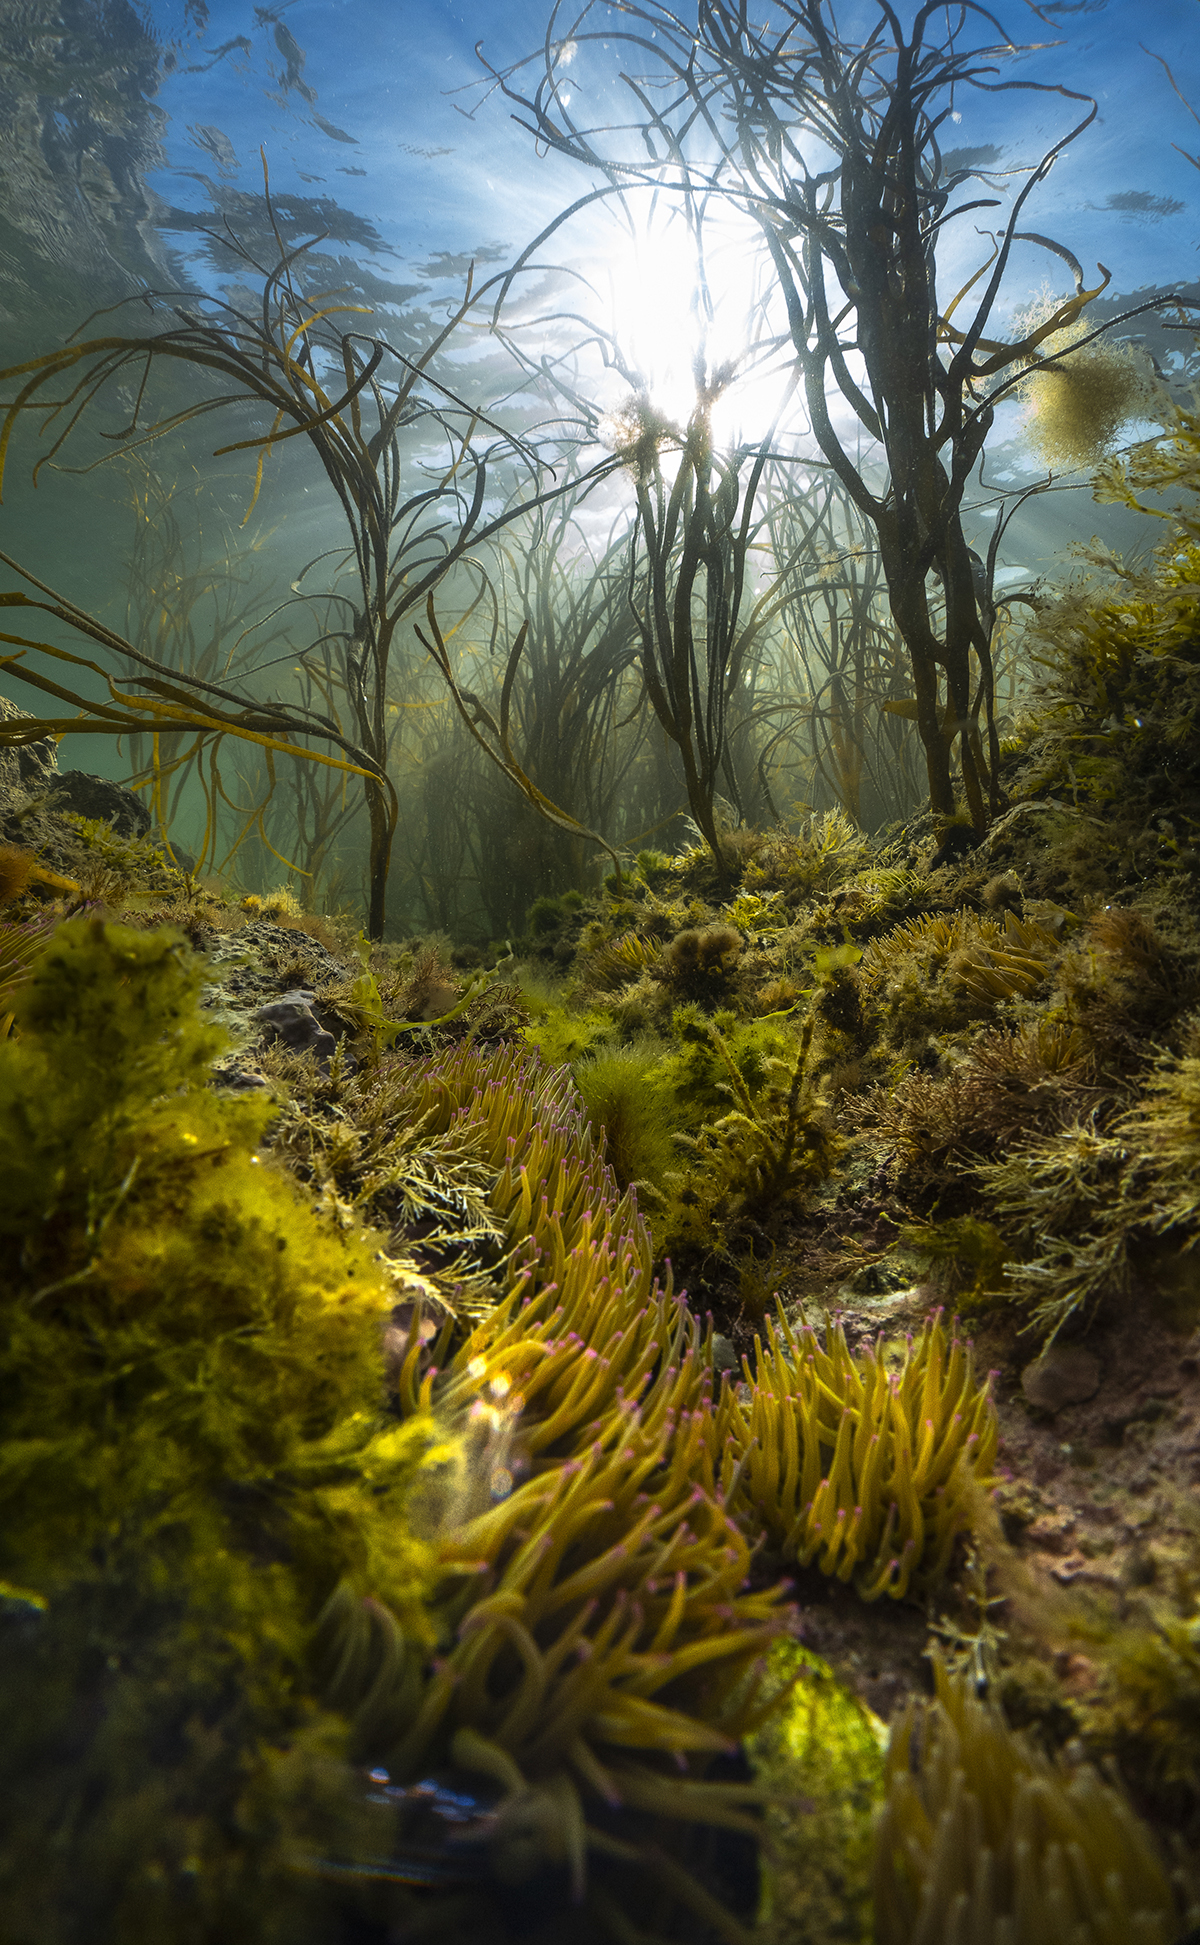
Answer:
(711, 1334, 739, 1374)
(1021, 1345, 1101, 1411)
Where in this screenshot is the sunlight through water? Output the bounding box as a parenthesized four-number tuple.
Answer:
(600, 199, 797, 447)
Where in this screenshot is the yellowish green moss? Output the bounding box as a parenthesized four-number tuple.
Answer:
(750, 1643, 886, 1945)
(0, 919, 448, 1943)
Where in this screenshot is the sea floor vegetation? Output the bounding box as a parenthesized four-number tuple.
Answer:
(5, 412, 1200, 1944)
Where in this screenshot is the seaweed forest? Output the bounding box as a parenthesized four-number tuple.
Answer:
(3, 1, 1200, 1941)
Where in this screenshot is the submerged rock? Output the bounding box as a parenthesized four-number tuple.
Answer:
(0, 696, 57, 798)
(1021, 1345, 1102, 1411)
(49, 770, 150, 839)
(256, 989, 338, 1063)
(711, 1333, 738, 1374)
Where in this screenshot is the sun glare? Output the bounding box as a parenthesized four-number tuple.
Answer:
(606, 219, 711, 424)
(601, 205, 791, 449)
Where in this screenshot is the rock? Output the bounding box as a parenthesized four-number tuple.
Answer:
(155, 836, 197, 874)
(48, 770, 150, 839)
(840, 1253, 918, 1298)
(210, 1063, 270, 1092)
(1026, 1509, 1076, 1553)
(232, 920, 349, 987)
(0, 701, 83, 869)
(1021, 1345, 1101, 1412)
(711, 1334, 739, 1375)
(0, 710, 176, 869)
(0, 696, 59, 797)
(256, 990, 337, 1063)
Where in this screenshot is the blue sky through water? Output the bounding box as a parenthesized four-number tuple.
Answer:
(1, 0, 1198, 801)
(146, 0, 1199, 316)
(132, 1, 1200, 556)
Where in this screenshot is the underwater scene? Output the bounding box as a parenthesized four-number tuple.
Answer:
(3, 0, 1200, 1939)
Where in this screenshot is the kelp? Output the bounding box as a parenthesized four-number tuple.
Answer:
(763, 476, 930, 830)
(493, 3, 1187, 837)
(8, 426, 1200, 1934)
(590, 388, 785, 885)
(0, 159, 630, 936)
(0, 570, 393, 891)
(417, 596, 628, 891)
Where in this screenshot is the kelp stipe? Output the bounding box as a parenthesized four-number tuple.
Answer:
(0, 171, 619, 938)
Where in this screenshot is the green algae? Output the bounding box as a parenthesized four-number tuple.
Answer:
(0, 919, 447, 1943)
(749, 1644, 886, 1945)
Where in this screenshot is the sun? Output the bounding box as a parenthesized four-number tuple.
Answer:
(598, 201, 796, 448)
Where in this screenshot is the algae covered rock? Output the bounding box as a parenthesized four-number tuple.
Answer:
(0, 919, 446, 1943)
(0, 919, 796, 1944)
(750, 1643, 886, 1944)
(1021, 1344, 1102, 1412)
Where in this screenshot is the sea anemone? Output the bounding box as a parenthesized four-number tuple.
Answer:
(718, 1308, 998, 1600)
(873, 1652, 1191, 1945)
